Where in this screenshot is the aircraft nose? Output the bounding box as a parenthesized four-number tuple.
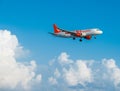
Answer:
(99, 31, 103, 34)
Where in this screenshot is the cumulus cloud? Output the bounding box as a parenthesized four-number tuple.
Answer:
(102, 59, 120, 87)
(48, 77, 58, 85)
(1, 30, 119, 91)
(47, 52, 120, 91)
(54, 68, 61, 78)
(0, 30, 41, 90)
(63, 60, 93, 86)
(58, 52, 73, 65)
(51, 52, 93, 87)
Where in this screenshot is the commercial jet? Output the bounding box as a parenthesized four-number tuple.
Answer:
(49, 24, 103, 41)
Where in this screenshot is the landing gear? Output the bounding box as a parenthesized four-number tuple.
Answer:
(79, 39, 82, 42)
(94, 35, 96, 39)
(73, 38, 75, 40)
(94, 37, 96, 39)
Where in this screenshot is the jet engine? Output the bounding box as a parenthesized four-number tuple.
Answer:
(75, 31, 82, 37)
(84, 35, 91, 40)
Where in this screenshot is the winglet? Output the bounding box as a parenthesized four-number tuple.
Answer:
(53, 24, 61, 33)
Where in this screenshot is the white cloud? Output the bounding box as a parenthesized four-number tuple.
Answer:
(47, 53, 120, 91)
(0, 30, 41, 90)
(63, 60, 93, 86)
(58, 52, 73, 65)
(102, 59, 116, 69)
(36, 75, 42, 82)
(14, 46, 30, 58)
(1, 30, 119, 91)
(48, 77, 58, 85)
(54, 68, 61, 78)
(102, 59, 120, 87)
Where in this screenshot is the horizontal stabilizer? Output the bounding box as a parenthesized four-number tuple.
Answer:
(48, 32, 56, 35)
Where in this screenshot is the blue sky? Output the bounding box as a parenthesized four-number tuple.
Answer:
(0, 0, 120, 63)
(0, 0, 120, 90)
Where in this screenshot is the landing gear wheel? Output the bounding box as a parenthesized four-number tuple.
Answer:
(73, 38, 75, 40)
(79, 39, 82, 42)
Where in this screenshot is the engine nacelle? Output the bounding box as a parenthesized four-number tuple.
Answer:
(85, 35, 91, 40)
(75, 31, 87, 37)
(75, 31, 82, 37)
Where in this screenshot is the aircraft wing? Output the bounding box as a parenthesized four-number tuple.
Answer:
(58, 28, 76, 36)
(48, 32, 56, 35)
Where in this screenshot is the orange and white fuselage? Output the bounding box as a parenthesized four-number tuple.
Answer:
(49, 24, 103, 41)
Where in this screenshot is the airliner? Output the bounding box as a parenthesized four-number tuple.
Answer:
(49, 24, 103, 41)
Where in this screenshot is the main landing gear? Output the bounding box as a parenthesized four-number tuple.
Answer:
(73, 37, 82, 42)
(79, 39, 82, 42)
(73, 38, 75, 40)
(94, 35, 96, 39)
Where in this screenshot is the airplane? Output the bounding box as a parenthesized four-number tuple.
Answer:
(49, 24, 103, 42)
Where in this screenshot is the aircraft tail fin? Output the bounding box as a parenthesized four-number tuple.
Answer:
(53, 24, 61, 33)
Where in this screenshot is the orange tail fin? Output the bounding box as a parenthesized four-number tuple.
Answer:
(53, 24, 61, 33)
